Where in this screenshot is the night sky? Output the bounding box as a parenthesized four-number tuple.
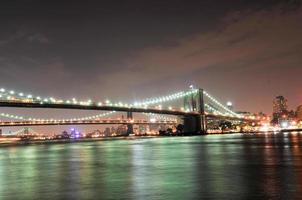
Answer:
(0, 0, 302, 130)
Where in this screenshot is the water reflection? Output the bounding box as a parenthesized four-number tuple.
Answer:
(1, 133, 302, 199)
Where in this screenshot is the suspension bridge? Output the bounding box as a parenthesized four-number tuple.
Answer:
(0, 119, 177, 127)
(1, 127, 39, 136)
(0, 86, 258, 134)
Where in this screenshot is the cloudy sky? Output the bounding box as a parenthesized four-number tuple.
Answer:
(0, 0, 301, 132)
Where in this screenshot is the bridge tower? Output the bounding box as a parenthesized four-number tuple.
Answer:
(126, 111, 133, 135)
(183, 88, 207, 134)
(24, 127, 29, 135)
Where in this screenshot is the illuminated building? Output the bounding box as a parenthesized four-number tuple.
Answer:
(116, 125, 127, 135)
(272, 96, 288, 124)
(111, 127, 116, 134)
(104, 128, 111, 136)
(70, 128, 81, 138)
(139, 125, 146, 135)
(57, 131, 70, 139)
(24, 128, 29, 135)
(237, 111, 253, 117)
(297, 105, 302, 121)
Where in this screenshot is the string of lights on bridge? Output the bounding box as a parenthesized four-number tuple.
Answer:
(0, 111, 116, 122)
(0, 111, 177, 123)
(203, 91, 241, 117)
(204, 103, 224, 116)
(8, 128, 39, 136)
(0, 87, 198, 109)
(0, 87, 243, 123)
(143, 113, 177, 122)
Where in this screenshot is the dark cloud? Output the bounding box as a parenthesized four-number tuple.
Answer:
(27, 33, 50, 44)
(95, 3, 302, 112)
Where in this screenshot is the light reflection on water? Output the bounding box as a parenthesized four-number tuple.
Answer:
(0, 133, 302, 199)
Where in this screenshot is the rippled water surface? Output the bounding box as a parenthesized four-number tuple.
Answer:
(1, 133, 302, 199)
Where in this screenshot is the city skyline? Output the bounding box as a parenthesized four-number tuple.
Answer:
(0, 0, 301, 116)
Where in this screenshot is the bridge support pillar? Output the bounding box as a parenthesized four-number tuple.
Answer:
(183, 88, 207, 135)
(200, 115, 207, 134)
(198, 88, 207, 134)
(183, 115, 206, 135)
(126, 111, 133, 135)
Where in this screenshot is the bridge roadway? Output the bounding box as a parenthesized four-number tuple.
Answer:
(0, 101, 257, 122)
(205, 113, 258, 123)
(0, 119, 177, 127)
(0, 101, 199, 116)
(0, 115, 257, 127)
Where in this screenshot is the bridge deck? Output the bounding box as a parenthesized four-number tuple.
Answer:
(0, 101, 258, 127)
(0, 101, 198, 116)
(0, 120, 177, 127)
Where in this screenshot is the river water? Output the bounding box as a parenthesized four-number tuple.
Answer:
(1, 133, 302, 199)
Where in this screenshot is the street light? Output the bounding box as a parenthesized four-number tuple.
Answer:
(227, 101, 233, 107)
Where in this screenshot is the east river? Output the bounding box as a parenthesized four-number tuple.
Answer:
(1, 133, 302, 199)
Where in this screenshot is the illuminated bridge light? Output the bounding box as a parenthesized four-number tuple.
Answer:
(0, 87, 249, 124)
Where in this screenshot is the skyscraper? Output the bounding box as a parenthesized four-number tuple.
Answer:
(272, 96, 288, 124)
(297, 105, 302, 121)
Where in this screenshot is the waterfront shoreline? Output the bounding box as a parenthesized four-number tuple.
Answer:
(0, 136, 161, 148)
(1, 129, 302, 148)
